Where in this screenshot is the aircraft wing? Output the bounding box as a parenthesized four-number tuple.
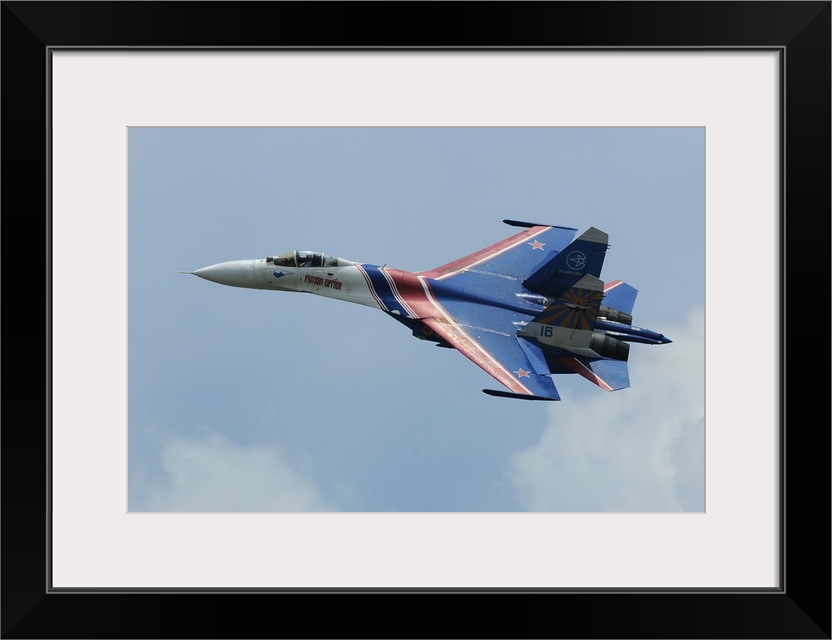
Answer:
(419, 220, 577, 285)
(419, 221, 610, 305)
(420, 315, 560, 401)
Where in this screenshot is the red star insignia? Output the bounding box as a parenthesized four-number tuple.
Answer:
(528, 240, 545, 250)
(514, 368, 531, 378)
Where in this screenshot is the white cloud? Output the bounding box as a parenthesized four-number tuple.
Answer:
(507, 306, 705, 512)
(138, 430, 338, 512)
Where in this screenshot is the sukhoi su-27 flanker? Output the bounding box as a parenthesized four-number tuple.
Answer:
(185, 221, 671, 401)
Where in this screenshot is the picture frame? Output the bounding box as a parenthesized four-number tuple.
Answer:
(2, 2, 829, 638)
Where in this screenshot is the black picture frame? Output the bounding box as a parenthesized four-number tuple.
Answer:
(2, 2, 829, 638)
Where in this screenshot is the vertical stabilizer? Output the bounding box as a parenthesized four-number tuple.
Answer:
(522, 227, 608, 298)
(532, 274, 604, 330)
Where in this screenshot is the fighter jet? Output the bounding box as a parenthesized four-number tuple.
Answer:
(185, 221, 671, 401)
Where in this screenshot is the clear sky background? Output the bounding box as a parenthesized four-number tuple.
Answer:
(127, 127, 704, 513)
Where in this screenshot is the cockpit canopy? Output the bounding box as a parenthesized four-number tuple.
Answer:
(265, 251, 346, 268)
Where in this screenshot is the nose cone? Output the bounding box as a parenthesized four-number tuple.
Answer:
(192, 260, 260, 289)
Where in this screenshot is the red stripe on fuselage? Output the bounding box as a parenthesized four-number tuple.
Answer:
(379, 267, 418, 318)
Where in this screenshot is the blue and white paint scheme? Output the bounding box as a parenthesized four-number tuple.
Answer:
(187, 221, 671, 401)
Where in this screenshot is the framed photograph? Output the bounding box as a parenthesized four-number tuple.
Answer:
(3, 2, 828, 638)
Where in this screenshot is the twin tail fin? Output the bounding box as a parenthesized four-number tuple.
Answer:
(522, 227, 609, 298)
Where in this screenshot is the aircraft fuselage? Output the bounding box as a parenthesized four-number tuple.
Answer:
(192, 256, 671, 347)
(194, 257, 546, 319)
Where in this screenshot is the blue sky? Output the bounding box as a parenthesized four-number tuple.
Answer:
(127, 126, 704, 513)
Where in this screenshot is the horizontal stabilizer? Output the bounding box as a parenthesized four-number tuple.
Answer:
(603, 280, 638, 315)
(522, 227, 609, 298)
(482, 389, 557, 401)
(552, 356, 630, 391)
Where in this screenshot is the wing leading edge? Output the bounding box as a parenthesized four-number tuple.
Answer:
(419, 222, 610, 309)
(420, 221, 578, 285)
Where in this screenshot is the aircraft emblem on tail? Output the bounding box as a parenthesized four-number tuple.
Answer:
(566, 251, 587, 270)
